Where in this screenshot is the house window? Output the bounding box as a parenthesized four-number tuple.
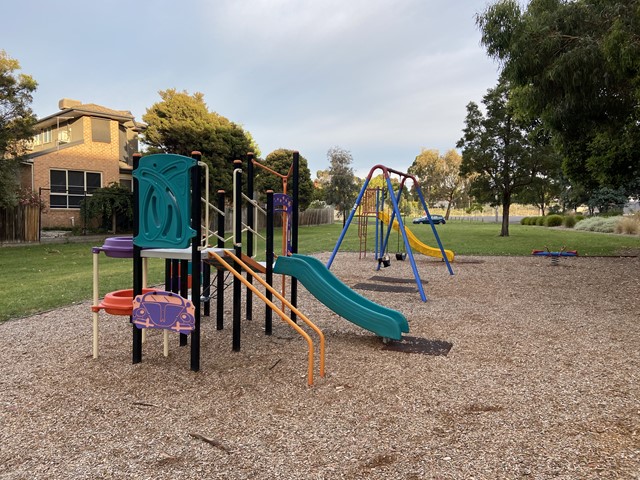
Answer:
(49, 169, 102, 209)
(91, 118, 111, 143)
(120, 178, 133, 191)
(42, 127, 52, 144)
(32, 127, 53, 146)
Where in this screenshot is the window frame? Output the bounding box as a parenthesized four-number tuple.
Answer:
(49, 169, 102, 209)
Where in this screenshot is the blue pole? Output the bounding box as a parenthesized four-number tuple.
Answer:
(416, 187, 454, 275)
(386, 175, 427, 302)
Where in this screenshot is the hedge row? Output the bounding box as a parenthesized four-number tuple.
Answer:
(520, 214, 585, 228)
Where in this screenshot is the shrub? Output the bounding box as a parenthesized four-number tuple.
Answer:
(545, 214, 563, 227)
(574, 216, 619, 233)
(563, 216, 577, 228)
(614, 216, 640, 235)
(520, 217, 531, 225)
(535, 216, 545, 226)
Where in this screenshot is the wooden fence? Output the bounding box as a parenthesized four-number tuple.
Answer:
(0, 205, 40, 243)
(218, 206, 334, 232)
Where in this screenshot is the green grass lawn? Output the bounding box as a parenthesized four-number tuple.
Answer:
(1, 221, 638, 322)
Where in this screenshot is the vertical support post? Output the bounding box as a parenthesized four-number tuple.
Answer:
(265, 190, 274, 335)
(385, 175, 427, 302)
(132, 153, 143, 364)
(246, 152, 254, 321)
(203, 260, 211, 317)
(232, 160, 242, 351)
(190, 151, 202, 371)
(216, 190, 225, 330)
(91, 249, 100, 359)
(290, 151, 299, 323)
(415, 186, 454, 275)
(179, 259, 189, 346)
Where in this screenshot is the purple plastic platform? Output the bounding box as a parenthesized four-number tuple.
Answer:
(91, 236, 134, 258)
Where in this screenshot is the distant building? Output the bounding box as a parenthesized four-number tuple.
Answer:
(21, 98, 144, 229)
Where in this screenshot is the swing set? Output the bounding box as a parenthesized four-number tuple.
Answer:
(327, 164, 454, 302)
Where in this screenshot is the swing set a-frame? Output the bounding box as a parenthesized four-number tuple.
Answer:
(326, 164, 454, 302)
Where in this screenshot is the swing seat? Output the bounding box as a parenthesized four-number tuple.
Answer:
(378, 254, 391, 268)
(395, 252, 406, 261)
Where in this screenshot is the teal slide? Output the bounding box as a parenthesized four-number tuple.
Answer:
(273, 254, 409, 340)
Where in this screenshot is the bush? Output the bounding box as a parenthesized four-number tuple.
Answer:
(574, 216, 620, 233)
(535, 216, 545, 226)
(520, 217, 530, 225)
(545, 214, 563, 227)
(563, 216, 577, 228)
(615, 216, 640, 235)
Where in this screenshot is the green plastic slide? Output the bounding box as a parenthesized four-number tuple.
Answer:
(273, 254, 408, 340)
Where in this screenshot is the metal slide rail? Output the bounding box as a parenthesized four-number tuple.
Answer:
(208, 250, 325, 386)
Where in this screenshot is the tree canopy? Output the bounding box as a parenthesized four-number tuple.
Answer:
(142, 89, 254, 196)
(457, 77, 547, 236)
(0, 50, 37, 207)
(408, 148, 469, 218)
(253, 149, 314, 210)
(323, 146, 359, 224)
(477, 0, 640, 197)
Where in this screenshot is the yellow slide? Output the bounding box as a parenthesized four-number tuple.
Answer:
(378, 212, 455, 262)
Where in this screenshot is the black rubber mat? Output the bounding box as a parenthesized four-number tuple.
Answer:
(368, 275, 428, 285)
(352, 283, 416, 293)
(381, 336, 452, 356)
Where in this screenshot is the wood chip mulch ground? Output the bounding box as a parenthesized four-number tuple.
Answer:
(1, 253, 638, 479)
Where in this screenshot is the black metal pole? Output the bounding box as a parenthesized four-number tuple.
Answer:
(216, 189, 225, 330)
(265, 190, 274, 335)
(132, 153, 142, 364)
(246, 152, 254, 321)
(179, 259, 189, 347)
(290, 151, 300, 322)
(190, 151, 202, 371)
(232, 160, 242, 351)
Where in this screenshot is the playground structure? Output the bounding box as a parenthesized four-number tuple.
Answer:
(327, 165, 454, 302)
(532, 246, 578, 266)
(90, 152, 408, 385)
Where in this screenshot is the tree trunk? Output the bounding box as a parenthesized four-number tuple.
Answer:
(500, 198, 511, 237)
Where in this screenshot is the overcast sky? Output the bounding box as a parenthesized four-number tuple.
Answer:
(3, 0, 498, 177)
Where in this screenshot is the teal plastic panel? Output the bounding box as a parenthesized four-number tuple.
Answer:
(134, 154, 197, 248)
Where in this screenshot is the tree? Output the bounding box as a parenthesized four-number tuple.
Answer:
(253, 149, 314, 210)
(324, 147, 359, 226)
(477, 0, 640, 197)
(408, 149, 442, 204)
(81, 183, 133, 233)
(512, 127, 565, 215)
(408, 148, 468, 219)
(0, 50, 37, 207)
(457, 77, 546, 236)
(142, 89, 253, 196)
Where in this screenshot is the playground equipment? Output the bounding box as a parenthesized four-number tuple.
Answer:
(532, 246, 578, 266)
(273, 254, 409, 340)
(90, 151, 410, 384)
(90, 151, 327, 385)
(327, 165, 454, 302)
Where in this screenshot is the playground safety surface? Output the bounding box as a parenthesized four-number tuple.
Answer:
(381, 336, 452, 356)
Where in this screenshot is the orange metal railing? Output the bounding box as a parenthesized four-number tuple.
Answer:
(208, 250, 325, 386)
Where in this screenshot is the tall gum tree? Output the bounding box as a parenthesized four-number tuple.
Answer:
(477, 0, 640, 197)
(457, 78, 544, 236)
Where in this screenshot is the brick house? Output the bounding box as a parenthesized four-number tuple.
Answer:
(21, 98, 144, 229)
